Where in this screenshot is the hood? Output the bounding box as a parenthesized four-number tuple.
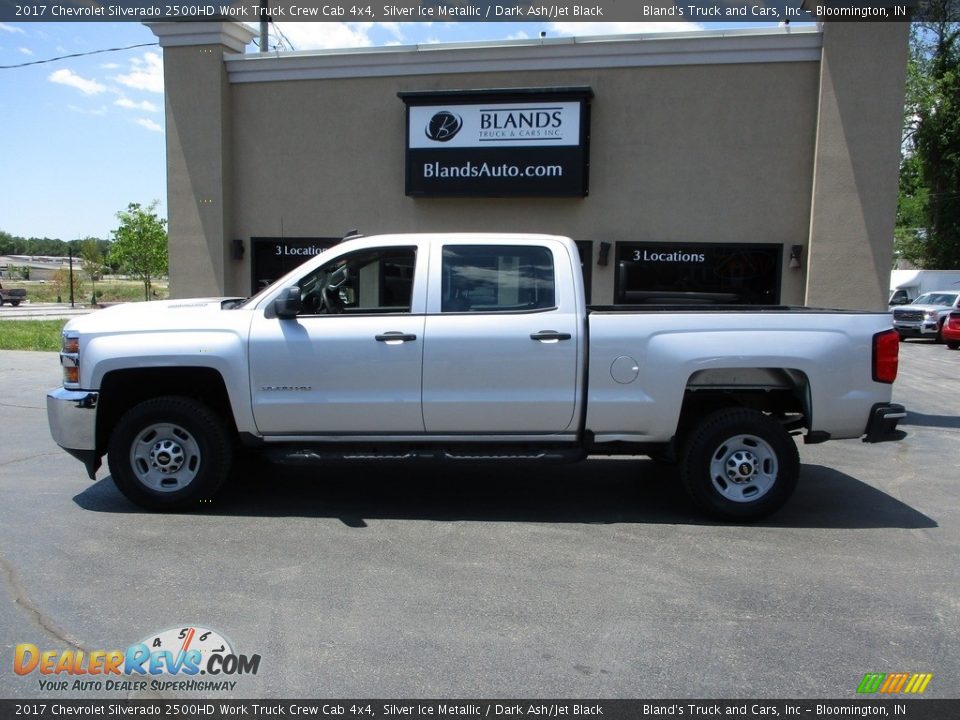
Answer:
(63, 298, 245, 335)
(896, 302, 954, 312)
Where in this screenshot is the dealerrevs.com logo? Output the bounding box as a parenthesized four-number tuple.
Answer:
(14, 626, 261, 693)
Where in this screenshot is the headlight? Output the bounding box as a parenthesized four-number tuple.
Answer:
(61, 331, 80, 387)
(924, 310, 938, 320)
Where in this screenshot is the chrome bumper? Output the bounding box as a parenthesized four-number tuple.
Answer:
(47, 388, 101, 478)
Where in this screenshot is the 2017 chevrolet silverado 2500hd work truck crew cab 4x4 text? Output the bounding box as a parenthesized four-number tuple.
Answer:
(47, 234, 905, 520)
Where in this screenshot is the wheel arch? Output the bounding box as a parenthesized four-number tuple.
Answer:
(678, 367, 811, 442)
(96, 367, 237, 455)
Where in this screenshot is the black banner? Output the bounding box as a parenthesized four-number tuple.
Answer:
(400, 88, 592, 199)
(0, 1, 939, 24)
(0, 700, 957, 720)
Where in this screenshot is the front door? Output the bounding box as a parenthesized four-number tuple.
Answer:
(249, 245, 426, 435)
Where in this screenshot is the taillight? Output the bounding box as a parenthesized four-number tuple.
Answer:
(872, 329, 899, 384)
(948, 313, 960, 330)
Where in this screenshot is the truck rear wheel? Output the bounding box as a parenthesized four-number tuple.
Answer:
(107, 396, 232, 511)
(680, 408, 799, 520)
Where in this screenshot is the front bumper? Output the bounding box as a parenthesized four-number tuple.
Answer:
(863, 402, 907, 443)
(47, 388, 101, 478)
(893, 322, 938, 337)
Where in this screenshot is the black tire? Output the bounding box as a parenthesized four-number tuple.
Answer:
(680, 408, 799, 521)
(107, 396, 232, 511)
(10, 300, 20, 307)
(947, 342, 960, 350)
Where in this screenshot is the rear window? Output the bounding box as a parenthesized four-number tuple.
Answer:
(441, 245, 555, 313)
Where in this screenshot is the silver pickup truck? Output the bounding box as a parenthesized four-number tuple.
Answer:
(47, 234, 904, 519)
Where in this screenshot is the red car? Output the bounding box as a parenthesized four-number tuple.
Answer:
(943, 311, 960, 350)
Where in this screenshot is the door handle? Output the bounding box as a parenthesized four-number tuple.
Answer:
(530, 330, 572, 342)
(375, 332, 417, 343)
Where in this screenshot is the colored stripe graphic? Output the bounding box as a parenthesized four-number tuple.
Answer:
(857, 673, 932, 694)
(857, 674, 885, 693)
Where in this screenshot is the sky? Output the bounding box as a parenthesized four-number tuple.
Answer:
(0, 19, 788, 242)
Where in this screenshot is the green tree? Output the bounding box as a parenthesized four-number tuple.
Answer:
(109, 202, 168, 301)
(79, 237, 105, 303)
(897, 5, 960, 268)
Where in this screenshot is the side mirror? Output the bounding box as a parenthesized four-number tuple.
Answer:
(273, 286, 302, 319)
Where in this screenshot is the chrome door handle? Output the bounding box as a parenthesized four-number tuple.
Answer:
(530, 331, 572, 342)
(375, 332, 417, 343)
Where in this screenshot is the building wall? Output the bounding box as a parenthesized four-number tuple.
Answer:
(150, 23, 908, 309)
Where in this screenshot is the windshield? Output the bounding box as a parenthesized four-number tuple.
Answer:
(913, 292, 959, 307)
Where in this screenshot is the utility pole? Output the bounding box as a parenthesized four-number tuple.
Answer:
(259, 0, 269, 53)
(68, 248, 75, 308)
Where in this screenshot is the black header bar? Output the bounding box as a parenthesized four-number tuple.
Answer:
(0, 0, 942, 24)
(0, 700, 958, 720)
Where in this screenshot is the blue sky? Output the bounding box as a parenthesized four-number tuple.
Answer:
(0, 20, 787, 241)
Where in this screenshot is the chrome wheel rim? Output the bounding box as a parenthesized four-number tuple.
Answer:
(129, 423, 201, 493)
(708, 434, 778, 503)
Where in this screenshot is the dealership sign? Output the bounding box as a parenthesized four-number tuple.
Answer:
(400, 88, 592, 197)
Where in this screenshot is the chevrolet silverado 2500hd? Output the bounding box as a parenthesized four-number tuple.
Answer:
(47, 234, 905, 519)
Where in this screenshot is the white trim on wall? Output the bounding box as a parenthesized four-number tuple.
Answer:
(224, 27, 823, 84)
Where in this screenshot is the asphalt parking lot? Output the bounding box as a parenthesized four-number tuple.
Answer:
(0, 342, 956, 700)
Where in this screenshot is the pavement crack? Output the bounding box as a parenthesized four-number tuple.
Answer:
(0, 452, 61, 468)
(0, 550, 88, 653)
(0, 403, 43, 411)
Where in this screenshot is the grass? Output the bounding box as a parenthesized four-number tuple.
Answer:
(2, 278, 169, 304)
(0, 319, 69, 351)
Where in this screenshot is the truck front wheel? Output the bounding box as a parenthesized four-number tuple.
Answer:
(107, 396, 232, 511)
(680, 408, 799, 520)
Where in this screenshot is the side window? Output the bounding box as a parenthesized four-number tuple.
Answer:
(441, 245, 555, 313)
(297, 246, 416, 315)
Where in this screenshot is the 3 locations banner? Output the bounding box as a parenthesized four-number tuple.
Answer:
(0, 0, 951, 23)
(401, 89, 592, 198)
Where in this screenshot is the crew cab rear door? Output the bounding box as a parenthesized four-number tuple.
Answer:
(421, 240, 580, 434)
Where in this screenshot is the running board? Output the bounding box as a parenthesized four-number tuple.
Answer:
(264, 447, 586, 466)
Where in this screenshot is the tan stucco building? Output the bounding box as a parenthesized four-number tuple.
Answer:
(147, 21, 908, 310)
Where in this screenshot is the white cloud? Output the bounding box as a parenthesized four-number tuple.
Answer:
(136, 118, 163, 133)
(506, 31, 531, 41)
(0, 22, 26, 34)
(547, 22, 702, 36)
(49, 68, 107, 96)
(270, 22, 375, 50)
(269, 22, 406, 51)
(18, 47, 32, 55)
(114, 52, 164, 94)
(101, 62, 120, 70)
(115, 97, 159, 113)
